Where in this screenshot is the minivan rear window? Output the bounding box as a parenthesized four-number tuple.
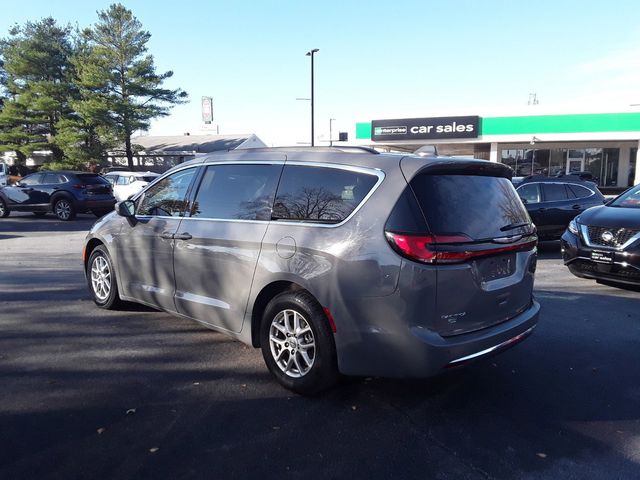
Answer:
(410, 174, 531, 240)
(272, 166, 378, 224)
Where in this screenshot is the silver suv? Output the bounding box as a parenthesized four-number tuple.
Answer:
(84, 147, 540, 394)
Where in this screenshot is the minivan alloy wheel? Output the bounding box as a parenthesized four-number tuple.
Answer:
(269, 309, 316, 378)
(90, 255, 111, 301)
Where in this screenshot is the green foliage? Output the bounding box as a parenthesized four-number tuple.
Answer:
(75, 3, 187, 168)
(0, 5, 187, 168)
(39, 159, 88, 171)
(0, 18, 75, 162)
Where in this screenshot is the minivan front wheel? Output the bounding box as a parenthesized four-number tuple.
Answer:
(87, 245, 122, 309)
(260, 291, 338, 395)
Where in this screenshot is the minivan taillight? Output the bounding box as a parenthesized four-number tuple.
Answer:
(385, 232, 536, 264)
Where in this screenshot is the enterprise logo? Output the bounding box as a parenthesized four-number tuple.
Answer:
(374, 126, 407, 136)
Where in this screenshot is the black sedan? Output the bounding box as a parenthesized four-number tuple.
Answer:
(0, 171, 116, 221)
(561, 184, 640, 287)
(516, 177, 605, 240)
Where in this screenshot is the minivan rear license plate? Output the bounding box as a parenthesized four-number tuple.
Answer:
(478, 253, 516, 281)
(590, 250, 614, 264)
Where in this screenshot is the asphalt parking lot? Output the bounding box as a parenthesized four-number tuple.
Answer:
(0, 213, 639, 480)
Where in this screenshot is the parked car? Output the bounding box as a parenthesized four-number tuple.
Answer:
(0, 171, 116, 220)
(561, 184, 640, 287)
(515, 176, 605, 240)
(556, 171, 598, 183)
(103, 171, 160, 201)
(83, 148, 540, 394)
(0, 162, 8, 186)
(511, 176, 525, 187)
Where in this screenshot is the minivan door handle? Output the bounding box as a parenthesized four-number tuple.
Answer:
(174, 232, 192, 241)
(572, 204, 581, 210)
(159, 231, 175, 240)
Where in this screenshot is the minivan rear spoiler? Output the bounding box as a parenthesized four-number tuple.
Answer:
(400, 157, 513, 181)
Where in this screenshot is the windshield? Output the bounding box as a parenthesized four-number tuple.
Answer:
(609, 185, 640, 209)
(410, 174, 532, 240)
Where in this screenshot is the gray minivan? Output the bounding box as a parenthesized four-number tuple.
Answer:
(84, 147, 540, 394)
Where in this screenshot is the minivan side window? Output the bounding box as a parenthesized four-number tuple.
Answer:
(189, 164, 281, 221)
(543, 183, 568, 202)
(272, 165, 378, 224)
(517, 183, 541, 203)
(137, 168, 196, 217)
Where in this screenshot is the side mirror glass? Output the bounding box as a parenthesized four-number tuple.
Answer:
(117, 199, 136, 218)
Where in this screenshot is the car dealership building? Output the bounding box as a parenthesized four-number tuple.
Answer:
(353, 109, 640, 191)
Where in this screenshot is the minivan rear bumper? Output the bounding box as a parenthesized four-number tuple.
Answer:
(335, 299, 540, 378)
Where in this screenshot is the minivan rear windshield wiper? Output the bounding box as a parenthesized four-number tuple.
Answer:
(500, 222, 530, 232)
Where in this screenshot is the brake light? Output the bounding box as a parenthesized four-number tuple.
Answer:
(72, 184, 86, 190)
(385, 232, 536, 264)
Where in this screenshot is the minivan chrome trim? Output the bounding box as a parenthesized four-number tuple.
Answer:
(132, 161, 385, 229)
(446, 325, 536, 366)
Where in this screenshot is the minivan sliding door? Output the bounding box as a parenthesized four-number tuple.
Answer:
(172, 162, 283, 333)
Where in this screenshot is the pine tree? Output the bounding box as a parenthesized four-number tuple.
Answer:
(77, 4, 187, 169)
(0, 18, 75, 163)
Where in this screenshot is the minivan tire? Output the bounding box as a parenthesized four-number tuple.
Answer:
(260, 290, 339, 395)
(87, 245, 123, 309)
(0, 198, 9, 218)
(53, 197, 76, 221)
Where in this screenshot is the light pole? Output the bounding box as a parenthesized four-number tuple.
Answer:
(306, 48, 319, 146)
(329, 118, 335, 146)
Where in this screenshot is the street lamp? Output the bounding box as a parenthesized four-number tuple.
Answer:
(305, 48, 319, 146)
(329, 118, 336, 146)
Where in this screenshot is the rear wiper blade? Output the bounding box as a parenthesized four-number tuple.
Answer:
(500, 222, 530, 232)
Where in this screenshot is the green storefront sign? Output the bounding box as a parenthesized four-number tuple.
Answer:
(356, 112, 640, 140)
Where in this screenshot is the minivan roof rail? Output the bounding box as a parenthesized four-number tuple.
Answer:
(258, 146, 380, 154)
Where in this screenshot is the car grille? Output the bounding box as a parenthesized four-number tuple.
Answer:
(586, 226, 640, 248)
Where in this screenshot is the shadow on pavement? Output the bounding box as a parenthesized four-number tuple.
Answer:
(0, 283, 639, 479)
(0, 213, 97, 234)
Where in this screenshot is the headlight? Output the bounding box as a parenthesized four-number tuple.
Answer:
(568, 219, 579, 235)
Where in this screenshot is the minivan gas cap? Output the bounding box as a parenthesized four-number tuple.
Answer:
(276, 236, 296, 259)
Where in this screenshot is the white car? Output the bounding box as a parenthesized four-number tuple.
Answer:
(103, 171, 159, 202)
(0, 162, 8, 186)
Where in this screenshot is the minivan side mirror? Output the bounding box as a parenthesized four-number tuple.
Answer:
(117, 199, 136, 218)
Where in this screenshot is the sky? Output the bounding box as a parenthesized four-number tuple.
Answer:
(2, 0, 640, 145)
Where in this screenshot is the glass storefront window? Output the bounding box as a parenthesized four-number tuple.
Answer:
(630, 148, 637, 187)
(500, 147, 620, 187)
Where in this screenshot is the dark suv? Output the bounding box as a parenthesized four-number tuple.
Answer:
(83, 148, 540, 394)
(0, 170, 116, 220)
(516, 176, 605, 240)
(562, 184, 640, 287)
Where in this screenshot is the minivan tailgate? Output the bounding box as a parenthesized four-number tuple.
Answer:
(406, 171, 536, 336)
(435, 249, 535, 336)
